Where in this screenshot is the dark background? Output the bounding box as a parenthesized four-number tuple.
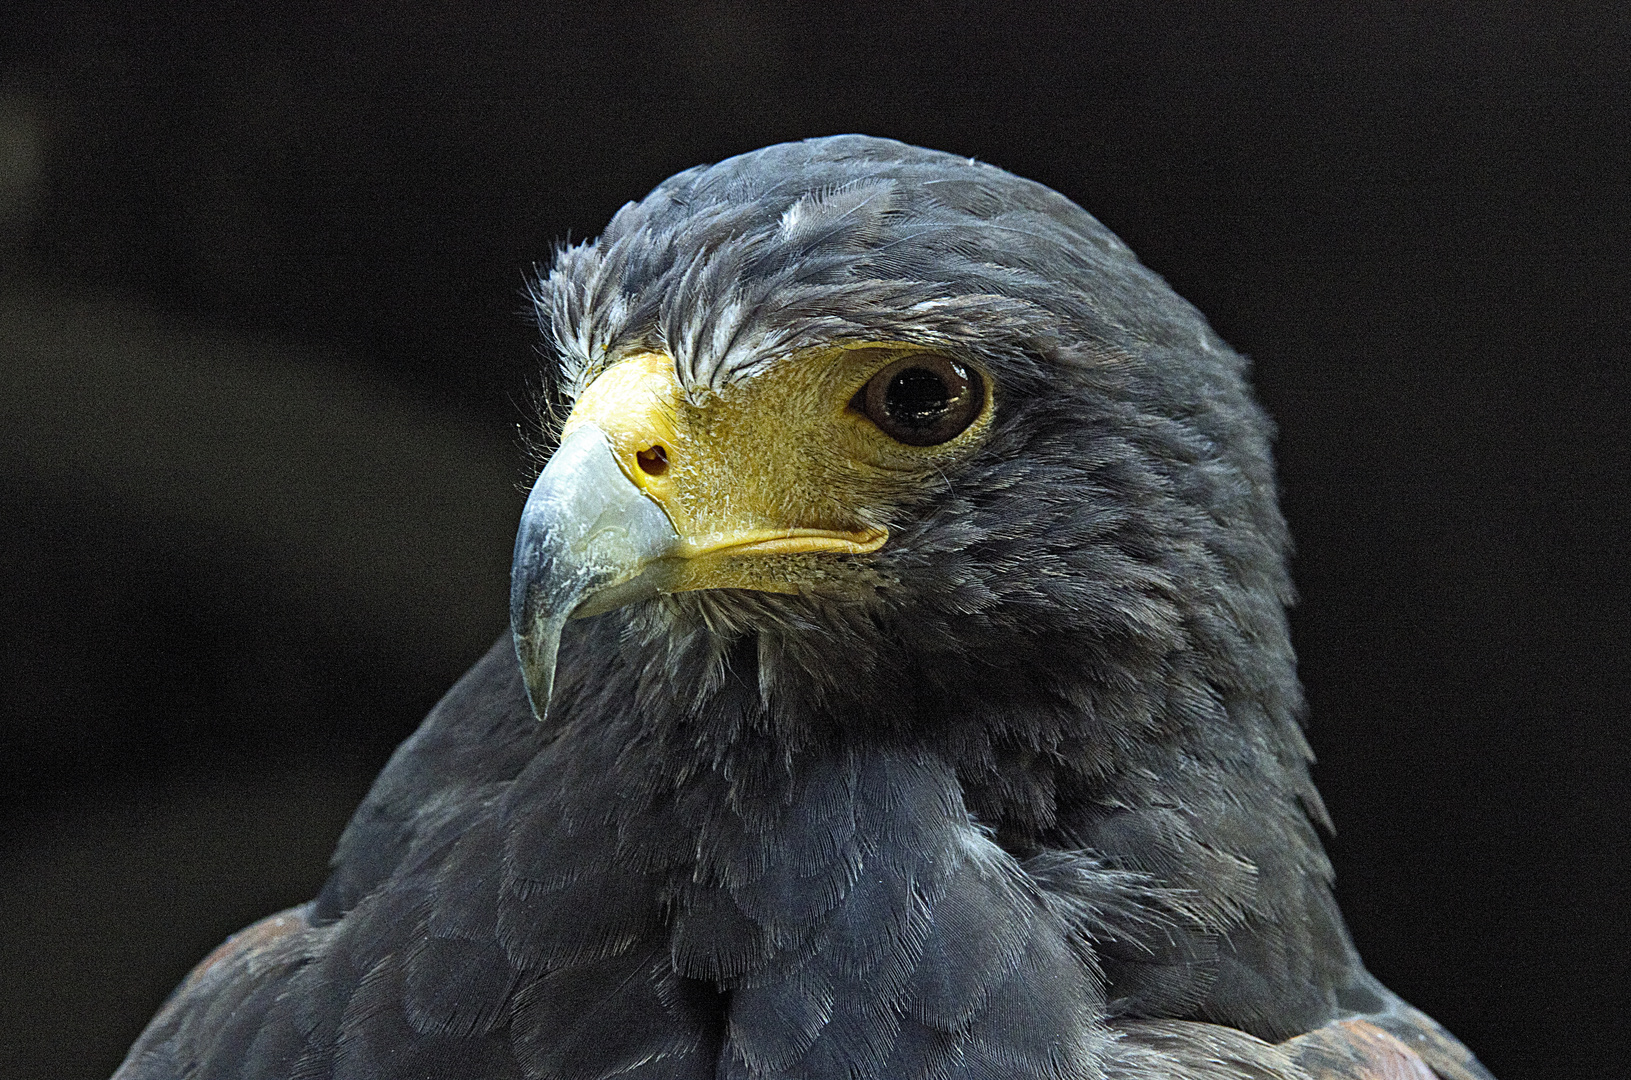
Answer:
(1, 4, 1626, 1079)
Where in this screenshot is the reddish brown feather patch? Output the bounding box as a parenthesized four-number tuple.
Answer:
(181, 906, 310, 989)
(1284, 1020, 1437, 1080)
(1365, 1001, 1494, 1080)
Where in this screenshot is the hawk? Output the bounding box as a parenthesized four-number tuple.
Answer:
(115, 135, 1494, 1080)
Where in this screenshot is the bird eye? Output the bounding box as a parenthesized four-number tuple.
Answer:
(856, 354, 984, 446)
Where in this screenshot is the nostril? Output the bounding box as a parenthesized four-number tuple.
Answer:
(636, 444, 669, 476)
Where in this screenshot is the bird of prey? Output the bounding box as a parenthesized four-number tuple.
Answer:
(114, 136, 1495, 1080)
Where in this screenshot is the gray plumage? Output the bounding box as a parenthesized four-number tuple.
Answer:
(114, 135, 1494, 1080)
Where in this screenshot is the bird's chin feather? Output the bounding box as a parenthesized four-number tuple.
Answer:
(613, 588, 895, 724)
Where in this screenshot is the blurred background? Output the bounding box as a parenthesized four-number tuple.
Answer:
(1, 3, 1626, 1078)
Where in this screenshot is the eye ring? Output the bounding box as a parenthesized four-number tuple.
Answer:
(855, 354, 984, 446)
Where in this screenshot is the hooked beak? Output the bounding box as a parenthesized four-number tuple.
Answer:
(509, 426, 681, 720)
(508, 351, 891, 722)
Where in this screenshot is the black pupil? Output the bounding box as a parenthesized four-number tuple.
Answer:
(885, 367, 956, 428)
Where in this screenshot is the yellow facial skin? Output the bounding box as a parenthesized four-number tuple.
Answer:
(558, 344, 995, 598)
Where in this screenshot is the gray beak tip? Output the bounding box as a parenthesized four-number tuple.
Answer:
(514, 617, 563, 723)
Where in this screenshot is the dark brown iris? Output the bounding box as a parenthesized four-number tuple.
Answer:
(857, 354, 983, 446)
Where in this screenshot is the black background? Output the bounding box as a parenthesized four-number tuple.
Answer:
(1, 4, 1626, 1079)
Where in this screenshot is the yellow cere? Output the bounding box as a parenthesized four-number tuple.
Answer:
(558, 344, 995, 597)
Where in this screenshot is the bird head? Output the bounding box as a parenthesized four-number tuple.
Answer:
(512, 136, 1298, 761)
